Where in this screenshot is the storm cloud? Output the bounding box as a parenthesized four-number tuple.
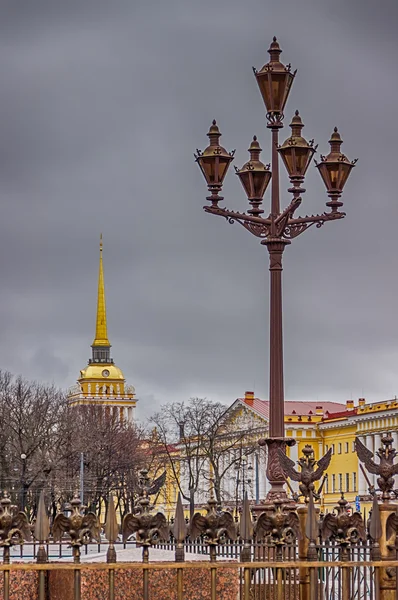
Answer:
(0, 0, 397, 420)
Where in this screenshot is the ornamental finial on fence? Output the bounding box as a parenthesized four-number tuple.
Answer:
(321, 494, 365, 555)
(105, 493, 119, 563)
(255, 496, 301, 551)
(173, 492, 187, 563)
(52, 493, 101, 564)
(305, 490, 318, 560)
(0, 491, 31, 564)
(35, 490, 50, 564)
(122, 473, 169, 564)
(239, 492, 253, 562)
(368, 493, 382, 560)
(190, 496, 236, 562)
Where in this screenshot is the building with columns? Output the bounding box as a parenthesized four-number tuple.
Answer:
(229, 392, 345, 507)
(319, 397, 398, 509)
(154, 392, 398, 516)
(219, 392, 398, 512)
(68, 237, 137, 423)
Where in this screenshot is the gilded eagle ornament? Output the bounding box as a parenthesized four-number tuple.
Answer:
(321, 495, 365, 548)
(277, 445, 332, 502)
(355, 434, 398, 500)
(255, 497, 301, 547)
(0, 492, 31, 549)
(122, 470, 169, 550)
(52, 494, 101, 551)
(190, 498, 237, 546)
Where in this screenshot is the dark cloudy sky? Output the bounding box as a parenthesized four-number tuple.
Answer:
(0, 0, 397, 420)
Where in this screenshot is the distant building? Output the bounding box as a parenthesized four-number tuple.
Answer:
(68, 236, 137, 422)
(228, 392, 345, 507)
(161, 391, 398, 516)
(232, 391, 398, 511)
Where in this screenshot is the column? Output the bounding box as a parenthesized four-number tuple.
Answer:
(374, 433, 382, 488)
(358, 435, 367, 496)
(393, 432, 398, 491)
(258, 450, 267, 501)
(289, 443, 299, 494)
(318, 441, 323, 457)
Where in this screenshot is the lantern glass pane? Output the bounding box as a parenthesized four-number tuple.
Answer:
(218, 156, 232, 183)
(202, 157, 217, 184)
(238, 171, 252, 197)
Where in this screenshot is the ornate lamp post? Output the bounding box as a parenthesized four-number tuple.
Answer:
(195, 37, 356, 502)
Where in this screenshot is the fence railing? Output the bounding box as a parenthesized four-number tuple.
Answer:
(0, 557, 393, 600)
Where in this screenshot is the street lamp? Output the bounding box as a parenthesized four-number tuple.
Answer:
(234, 458, 253, 518)
(195, 37, 356, 503)
(20, 453, 27, 511)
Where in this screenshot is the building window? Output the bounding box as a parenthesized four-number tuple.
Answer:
(353, 472, 357, 492)
(338, 443, 342, 454)
(352, 441, 356, 453)
(331, 444, 335, 455)
(325, 444, 329, 453)
(346, 473, 350, 492)
(345, 442, 349, 453)
(338, 473, 343, 492)
(325, 476, 329, 494)
(332, 474, 336, 493)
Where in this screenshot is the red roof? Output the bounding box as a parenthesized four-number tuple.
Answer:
(322, 408, 358, 420)
(239, 397, 345, 420)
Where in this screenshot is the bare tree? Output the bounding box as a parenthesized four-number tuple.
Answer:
(150, 402, 207, 519)
(0, 370, 147, 521)
(150, 398, 261, 516)
(0, 370, 68, 517)
(58, 405, 146, 520)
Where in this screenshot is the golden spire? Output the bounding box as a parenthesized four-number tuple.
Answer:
(93, 234, 110, 346)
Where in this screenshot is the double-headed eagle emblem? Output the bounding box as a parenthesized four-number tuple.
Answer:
(190, 498, 236, 546)
(355, 434, 398, 500)
(0, 492, 31, 548)
(122, 469, 169, 546)
(278, 444, 332, 502)
(53, 494, 101, 547)
(255, 497, 301, 546)
(321, 496, 365, 547)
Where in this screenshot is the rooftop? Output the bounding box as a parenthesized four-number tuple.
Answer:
(239, 394, 345, 422)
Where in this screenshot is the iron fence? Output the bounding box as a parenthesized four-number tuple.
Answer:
(0, 557, 392, 600)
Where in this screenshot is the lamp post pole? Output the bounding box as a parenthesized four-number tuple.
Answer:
(195, 38, 356, 502)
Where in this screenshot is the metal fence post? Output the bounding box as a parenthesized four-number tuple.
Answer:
(174, 493, 187, 600)
(105, 494, 118, 600)
(35, 491, 50, 600)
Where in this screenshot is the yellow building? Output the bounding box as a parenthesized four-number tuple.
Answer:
(319, 397, 398, 510)
(233, 391, 398, 512)
(68, 236, 137, 422)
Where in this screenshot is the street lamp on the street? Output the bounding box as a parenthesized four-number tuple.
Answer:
(195, 37, 356, 503)
(234, 458, 253, 518)
(20, 453, 27, 511)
